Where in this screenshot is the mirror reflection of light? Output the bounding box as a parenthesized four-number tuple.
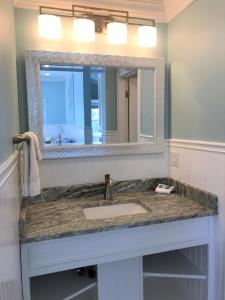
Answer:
(45, 72, 50, 76)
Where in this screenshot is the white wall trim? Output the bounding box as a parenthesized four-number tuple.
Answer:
(0, 152, 18, 189)
(169, 139, 225, 154)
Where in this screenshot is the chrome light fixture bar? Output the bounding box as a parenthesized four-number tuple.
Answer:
(38, 5, 156, 47)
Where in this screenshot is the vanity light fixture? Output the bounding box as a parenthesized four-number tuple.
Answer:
(38, 5, 157, 47)
(74, 18, 95, 42)
(38, 14, 62, 40)
(107, 22, 127, 45)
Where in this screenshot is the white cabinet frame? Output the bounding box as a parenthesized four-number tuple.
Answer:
(21, 216, 216, 300)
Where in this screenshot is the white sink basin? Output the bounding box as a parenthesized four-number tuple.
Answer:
(83, 203, 147, 220)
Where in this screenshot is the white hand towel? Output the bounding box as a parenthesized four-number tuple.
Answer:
(22, 132, 42, 197)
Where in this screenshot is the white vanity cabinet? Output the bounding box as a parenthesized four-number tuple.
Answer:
(21, 216, 216, 300)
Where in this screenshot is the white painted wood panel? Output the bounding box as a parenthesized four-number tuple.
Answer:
(180, 245, 208, 300)
(21, 215, 215, 300)
(23, 217, 209, 278)
(0, 152, 22, 300)
(169, 139, 224, 300)
(98, 257, 143, 300)
(40, 146, 169, 188)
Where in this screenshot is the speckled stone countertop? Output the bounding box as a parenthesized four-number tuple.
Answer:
(19, 178, 218, 243)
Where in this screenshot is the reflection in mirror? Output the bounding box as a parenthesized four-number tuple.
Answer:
(40, 64, 154, 146)
(139, 70, 154, 139)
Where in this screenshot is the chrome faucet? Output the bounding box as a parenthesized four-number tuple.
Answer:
(104, 174, 113, 201)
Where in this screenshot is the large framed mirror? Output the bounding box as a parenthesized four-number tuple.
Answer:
(25, 50, 164, 158)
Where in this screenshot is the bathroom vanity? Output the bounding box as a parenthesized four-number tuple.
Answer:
(22, 51, 218, 300)
(20, 178, 218, 300)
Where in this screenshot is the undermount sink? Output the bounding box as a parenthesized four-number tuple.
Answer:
(82, 202, 148, 220)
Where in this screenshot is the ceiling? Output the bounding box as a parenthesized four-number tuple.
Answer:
(13, 0, 195, 22)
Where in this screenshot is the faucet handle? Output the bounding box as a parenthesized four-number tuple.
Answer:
(104, 174, 113, 200)
(105, 174, 113, 184)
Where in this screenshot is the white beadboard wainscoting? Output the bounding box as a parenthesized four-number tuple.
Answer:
(169, 139, 225, 300)
(0, 152, 22, 300)
(179, 245, 208, 300)
(40, 146, 169, 188)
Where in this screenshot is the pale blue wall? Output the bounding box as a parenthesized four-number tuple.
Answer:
(0, 1, 19, 163)
(168, 0, 225, 141)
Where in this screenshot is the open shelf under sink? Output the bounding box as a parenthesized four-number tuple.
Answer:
(143, 250, 207, 280)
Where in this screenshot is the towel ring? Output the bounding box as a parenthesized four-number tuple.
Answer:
(12, 134, 30, 145)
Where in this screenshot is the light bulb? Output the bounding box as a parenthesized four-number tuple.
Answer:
(74, 19, 95, 42)
(138, 26, 157, 47)
(107, 22, 127, 45)
(38, 14, 62, 40)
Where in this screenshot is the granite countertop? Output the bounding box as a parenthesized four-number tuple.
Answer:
(20, 178, 218, 244)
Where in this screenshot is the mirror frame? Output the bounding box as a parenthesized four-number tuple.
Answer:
(25, 50, 165, 159)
